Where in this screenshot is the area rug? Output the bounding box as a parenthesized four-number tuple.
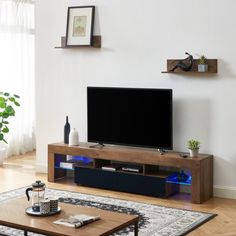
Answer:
(0, 187, 216, 236)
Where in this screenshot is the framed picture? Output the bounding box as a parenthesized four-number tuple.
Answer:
(66, 6, 95, 46)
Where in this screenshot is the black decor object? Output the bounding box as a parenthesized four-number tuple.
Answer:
(64, 116, 70, 144)
(170, 52, 194, 72)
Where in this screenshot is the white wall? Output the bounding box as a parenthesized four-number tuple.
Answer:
(35, 0, 236, 198)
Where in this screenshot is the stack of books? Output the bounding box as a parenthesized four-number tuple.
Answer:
(101, 163, 123, 171)
(121, 165, 143, 173)
(101, 163, 143, 173)
(59, 160, 77, 169)
(59, 159, 92, 169)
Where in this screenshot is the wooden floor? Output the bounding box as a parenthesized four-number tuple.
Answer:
(1, 152, 236, 235)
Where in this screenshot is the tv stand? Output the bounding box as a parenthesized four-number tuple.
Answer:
(48, 142, 213, 204)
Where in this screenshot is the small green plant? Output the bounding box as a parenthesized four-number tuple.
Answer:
(0, 92, 20, 143)
(187, 139, 200, 150)
(199, 55, 207, 65)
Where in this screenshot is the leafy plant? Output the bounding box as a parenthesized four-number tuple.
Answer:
(187, 139, 200, 150)
(0, 92, 20, 143)
(199, 55, 207, 65)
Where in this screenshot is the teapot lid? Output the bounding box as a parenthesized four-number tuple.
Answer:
(32, 180, 45, 188)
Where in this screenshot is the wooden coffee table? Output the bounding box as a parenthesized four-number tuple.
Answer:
(0, 197, 139, 236)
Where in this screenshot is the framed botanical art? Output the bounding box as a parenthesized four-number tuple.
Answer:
(66, 6, 95, 46)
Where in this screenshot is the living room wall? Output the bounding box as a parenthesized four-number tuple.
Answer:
(35, 0, 236, 199)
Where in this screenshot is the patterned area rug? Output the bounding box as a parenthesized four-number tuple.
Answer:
(0, 187, 216, 236)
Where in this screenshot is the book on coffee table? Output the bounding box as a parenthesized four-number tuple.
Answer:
(53, 214, 101, 228)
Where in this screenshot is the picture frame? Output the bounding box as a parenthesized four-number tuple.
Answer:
(66, 6, 95, 46)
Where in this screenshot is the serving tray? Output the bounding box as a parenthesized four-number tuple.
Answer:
(25, 206, 61, 216)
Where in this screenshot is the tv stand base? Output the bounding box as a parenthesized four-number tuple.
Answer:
(48, 142, 213, 204)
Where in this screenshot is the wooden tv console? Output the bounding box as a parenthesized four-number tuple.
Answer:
(48, 142, 213, 204)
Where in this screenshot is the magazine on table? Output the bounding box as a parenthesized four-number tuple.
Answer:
(53, 214, 101, 228)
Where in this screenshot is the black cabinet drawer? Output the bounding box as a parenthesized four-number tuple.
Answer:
(74, 167, 174, 197)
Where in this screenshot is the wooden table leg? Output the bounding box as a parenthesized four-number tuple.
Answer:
(134, 222, 138, 236)
(24, 230, 28, 236)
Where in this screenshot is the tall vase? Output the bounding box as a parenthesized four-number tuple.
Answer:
(64, 116, 70, 144)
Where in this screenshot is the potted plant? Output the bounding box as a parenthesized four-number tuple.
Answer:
(187, 139, 200, 157)
(0, 92, 20, 165)
(198, 55, 208, 72)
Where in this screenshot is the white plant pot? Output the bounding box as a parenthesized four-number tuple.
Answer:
(198, 64, 208, 72)
(189, 149, 199, 158)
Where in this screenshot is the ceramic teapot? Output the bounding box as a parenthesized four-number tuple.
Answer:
(25, 180, 45, 212)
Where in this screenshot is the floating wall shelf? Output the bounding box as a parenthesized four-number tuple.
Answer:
(162, 59, 218, 74)
(55, 36, 102, 49)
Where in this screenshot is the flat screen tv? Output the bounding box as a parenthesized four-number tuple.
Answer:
(87, 87, 173, 149)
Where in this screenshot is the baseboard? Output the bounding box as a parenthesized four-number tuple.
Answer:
(214, 185, 236, 199)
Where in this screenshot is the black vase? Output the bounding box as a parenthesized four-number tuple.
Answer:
(64, 116, 70, 144)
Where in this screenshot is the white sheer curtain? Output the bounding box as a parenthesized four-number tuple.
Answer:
(0, 0, 35, 156)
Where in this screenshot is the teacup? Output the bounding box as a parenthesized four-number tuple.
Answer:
(40, 199, 51, 215)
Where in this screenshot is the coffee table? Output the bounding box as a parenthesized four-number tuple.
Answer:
(0, 197, 139, 236)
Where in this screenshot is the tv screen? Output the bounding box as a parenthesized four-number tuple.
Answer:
(87, 87, 173, 149)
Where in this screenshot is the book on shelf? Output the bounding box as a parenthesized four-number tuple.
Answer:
(59, 160, 76, 169)
(101, 163, 123, 171)
(121, 165, 143, 173)
(59, 159, 92, 169)
(53, 214, 101, 228)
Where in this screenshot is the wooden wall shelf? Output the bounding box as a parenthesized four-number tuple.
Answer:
(162, 59, 218, 74)
(55, 36, 101, 49)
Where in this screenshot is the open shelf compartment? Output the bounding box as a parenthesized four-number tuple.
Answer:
(54, 154, 93, 170)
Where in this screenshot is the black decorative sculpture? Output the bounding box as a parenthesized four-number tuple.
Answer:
(170, 52, 194, 72)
